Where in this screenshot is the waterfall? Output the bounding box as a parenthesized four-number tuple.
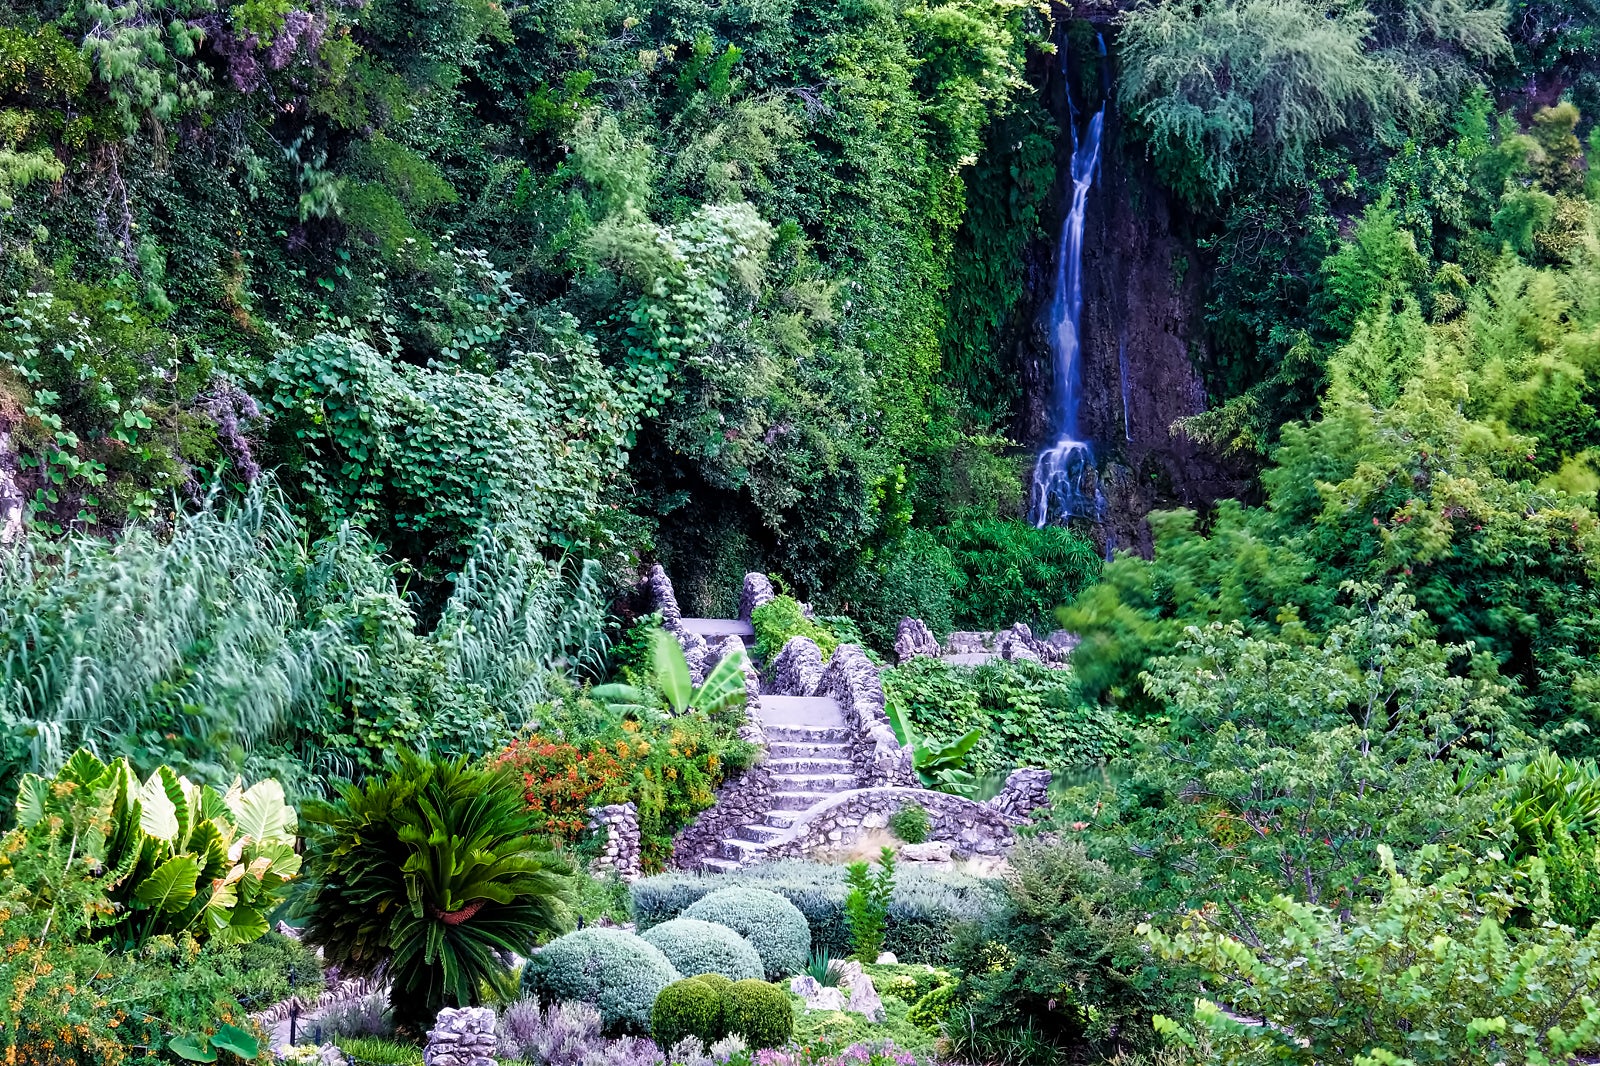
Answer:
(1028, 37, 1108, 528)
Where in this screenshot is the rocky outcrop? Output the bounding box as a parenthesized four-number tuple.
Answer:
(988, 768, 1052, 820)
(771, 635, 824, 696)
(815, 645, 915, 788)
(893, 618, 940, 665)
(763, 787, 1024, 859)
(425, 1007, 498, 1066)
(738, 572, 776, 623)
(588, 803, 642, 881)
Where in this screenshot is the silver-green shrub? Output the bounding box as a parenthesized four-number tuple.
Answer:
(682, 888, 810, 980)
(521, 928, 681, 1034)
(640, 918, 764, 981)
(632, 862, 1003, 966)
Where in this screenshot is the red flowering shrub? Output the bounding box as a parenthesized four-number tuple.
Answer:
(496, 737, 631, 842)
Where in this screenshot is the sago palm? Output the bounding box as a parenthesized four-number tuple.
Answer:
(297, 755, 573, 1031)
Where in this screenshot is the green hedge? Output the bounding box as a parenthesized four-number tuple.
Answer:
(631, 862, 1004, 965)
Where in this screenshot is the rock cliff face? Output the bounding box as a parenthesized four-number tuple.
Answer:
(1017, 35, 1252, 554)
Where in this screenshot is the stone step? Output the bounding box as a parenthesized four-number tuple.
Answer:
(771, 791, 834, 811)
(764, 723, 849, 744)
(770, 773, 856, 792)
(767, 741, 851, 760)
(719, 838, 767, 862)
(681, 617, 756, 642)
(736, 823, 790, 844)
(942, 652, 995, 667)
(760, 695, 846, 727)
(764, 757, 855, 775)
(699, 855, 742, 874)
(764, 810, 801, 829)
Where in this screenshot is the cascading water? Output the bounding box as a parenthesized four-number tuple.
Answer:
(1029, 36, 1108, 528)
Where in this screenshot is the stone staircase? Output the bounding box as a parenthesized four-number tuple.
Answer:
(699, 695, 857, 873)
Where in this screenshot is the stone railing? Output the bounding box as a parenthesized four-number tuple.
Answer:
(771, 634, 824, 695)
(988, 767, 1053, 820)
(815, 644, 916, 788)
(763, 787, 1025, 859)
(647, 563, 710, 683)
(739, 572, 776, 623)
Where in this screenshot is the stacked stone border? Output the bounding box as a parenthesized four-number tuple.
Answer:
(764, 783, 1024, 859)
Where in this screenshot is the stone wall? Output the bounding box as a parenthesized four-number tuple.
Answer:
(988, 767, 1052, 820)
(815, 644, 916, 788)
(764, 787, 1024, 859)
(670, 765, 776, 868)
(588, 802, 642, 881)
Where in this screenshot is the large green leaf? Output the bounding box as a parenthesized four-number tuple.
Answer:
(168, 1036, 218, 1063)
(59, 748, 109, 786)
(138, 768, 181, 841)
(209, 1024, 259, 1058)
(885, 700, 918, 749)
(135, 854, 201, 915)
(227, 778, 296, 843)
(917, 727, 983, 774)
(652, 628, 692, 713)
(693, 645, 751, 715)
(589, 682, 660, 718)
(13, 774, 49, 828)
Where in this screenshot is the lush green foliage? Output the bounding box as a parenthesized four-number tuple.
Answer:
(752, 596, 841, 663)
(681, 886, 813, 981)
(295, 755, 574, 1031)
(882, 658, 1128, 778)
(1149, 846, 1600, 1064)
(844, 847, 897, 962)
(887, 804, 932, 845)
(9, 748, 298, 948)
(0, 485, 609, 803)
(641, 917, 765, 982)
(946, 840, 1186, 1064)
(521, 927, 682, 1035)
(723, 979, 796, 1050)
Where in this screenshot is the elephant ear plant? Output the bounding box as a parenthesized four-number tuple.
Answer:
(12, 748, 301, 947)
(295, 754, 576, 1033)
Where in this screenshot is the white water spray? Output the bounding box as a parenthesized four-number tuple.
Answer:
(1029, 37, 1108, 527)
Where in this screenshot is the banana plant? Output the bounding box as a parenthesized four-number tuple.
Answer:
(885, 700, 984, 793)
(591, 627, 751, 718)
(14, 749, 300, 946)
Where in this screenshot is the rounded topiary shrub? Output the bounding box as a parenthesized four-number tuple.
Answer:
(521, 927, 681, 1034)
(683, 887, 810, 979)
(723, 979, 794, 1049)
(693, 972, 734, 997)
(652, 977, 725, 1048)
(641, 917, 764, 981)
(907, 982, 959, 1031)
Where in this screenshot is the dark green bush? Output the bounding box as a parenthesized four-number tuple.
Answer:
(752, 596, 840, 663)
(723, 979, 795, 1049)
(651, 977, 726, 1048)
(937, 518, 1101, 633)
(888, 804, 932, 844)
(948, 840, 1188, 1063)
